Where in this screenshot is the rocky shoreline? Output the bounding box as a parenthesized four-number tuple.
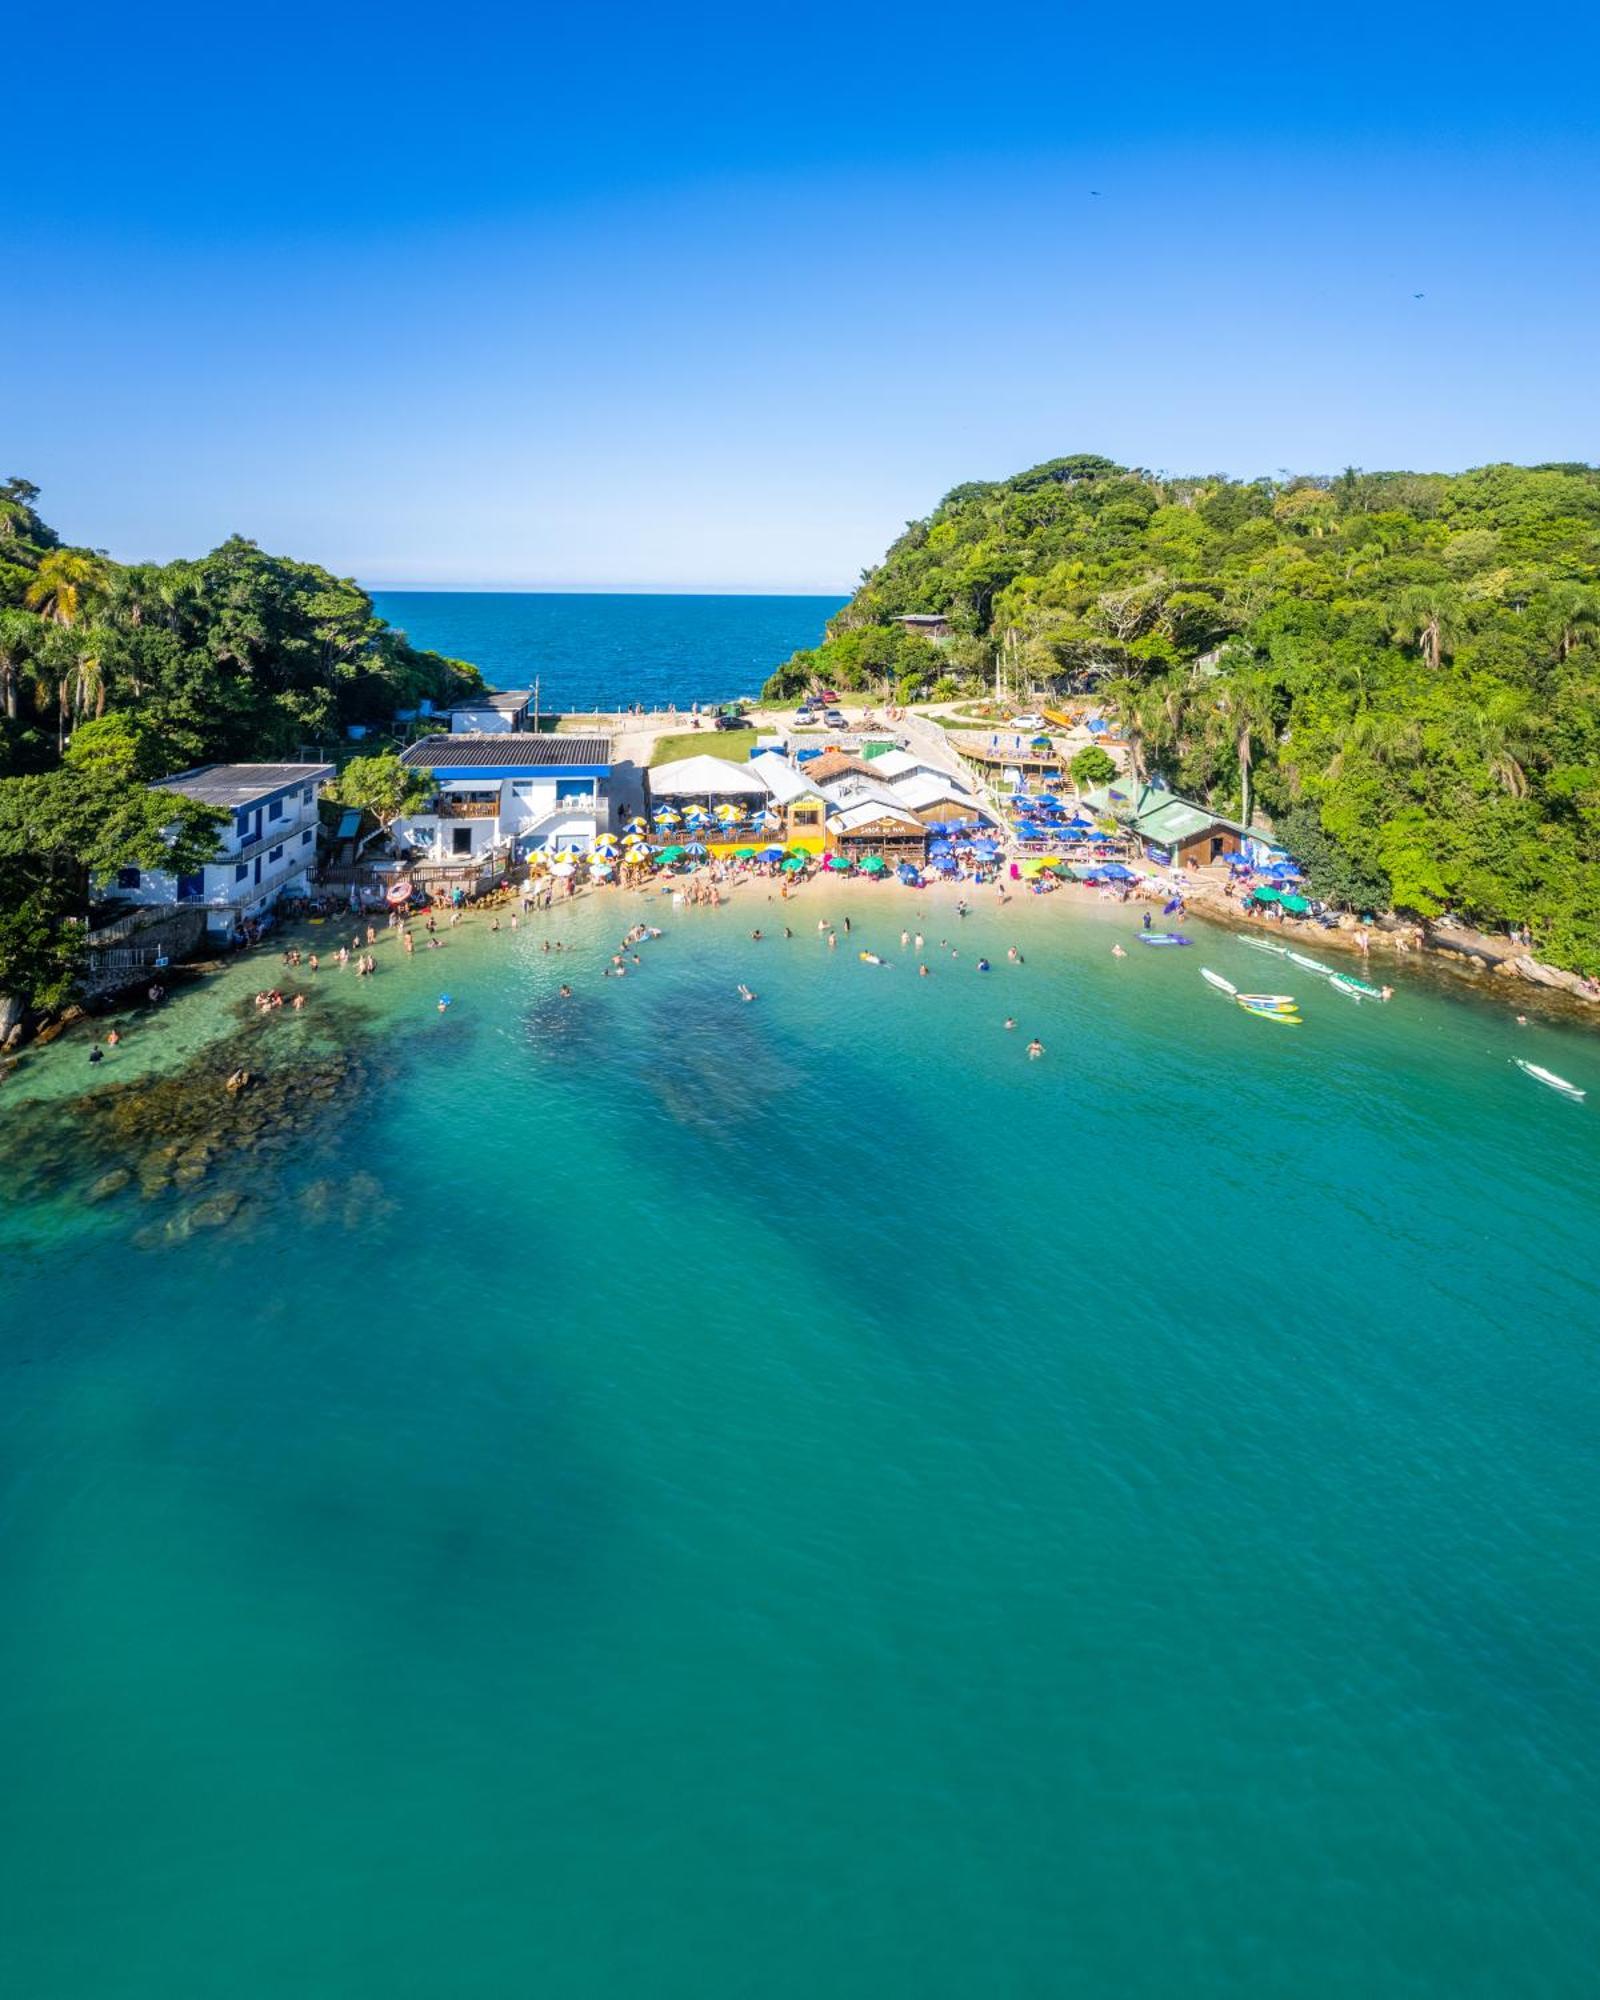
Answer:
(1151, 879, 1600, 1024)
(4, 1002, 399, 1251)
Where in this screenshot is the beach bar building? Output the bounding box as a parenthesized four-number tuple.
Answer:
(1077, 781, 1250, 868)
(747, 755, 828, 852)
(396, 734, 611, 888)
(113, 762, 334, 936)
(829, 801, 929, 865)
(645, 753, 780, 855)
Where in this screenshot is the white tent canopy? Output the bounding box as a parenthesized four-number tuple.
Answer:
(648, 754, 770, 798)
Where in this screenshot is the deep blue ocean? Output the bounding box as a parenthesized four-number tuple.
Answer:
(371, 591, 846, 710)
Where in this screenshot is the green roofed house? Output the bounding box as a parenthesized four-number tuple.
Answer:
(1076, 781, 1251, 869)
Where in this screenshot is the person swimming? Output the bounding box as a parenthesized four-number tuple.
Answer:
(859, 951, 884, 965)
(1111, 944, 1126, 958)
(438, 995, 452, 1012)
(737, 984, 756, 1002)
(1027, 1038, 1045, 1059)
(977, 958, 991, 972)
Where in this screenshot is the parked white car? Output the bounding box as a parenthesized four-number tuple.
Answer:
(1009, 713, 1048, 731)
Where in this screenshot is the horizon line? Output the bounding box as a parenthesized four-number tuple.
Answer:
(364, 580, 854, 597)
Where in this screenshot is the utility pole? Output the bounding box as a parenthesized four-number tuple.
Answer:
(532, 675, 541, 733)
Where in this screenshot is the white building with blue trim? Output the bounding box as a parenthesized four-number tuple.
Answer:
(394, 734, 611, 878)
(114, 763, 334, 936)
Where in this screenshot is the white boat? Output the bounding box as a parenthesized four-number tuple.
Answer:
(1241, 937, 1289, 957)
(1200, 968, 1237, 995)
(1514, 1059, 1586, 1100)
(1285, 950, 1337, 977)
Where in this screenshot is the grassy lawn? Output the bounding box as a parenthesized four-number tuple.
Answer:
(650, 729, 760, 766)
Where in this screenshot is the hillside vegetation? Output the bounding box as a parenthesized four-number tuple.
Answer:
(765, 453, 1600, 969)
(0, 479, 482, 1011)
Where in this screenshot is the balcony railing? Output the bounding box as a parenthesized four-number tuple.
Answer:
(435, 797, 500, 819)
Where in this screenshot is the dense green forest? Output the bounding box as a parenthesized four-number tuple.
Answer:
(0, 478, 480, 1011)
(765, 454, 1600, 970)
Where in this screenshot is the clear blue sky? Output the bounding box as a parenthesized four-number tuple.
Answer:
(5, 0, 1597, 590)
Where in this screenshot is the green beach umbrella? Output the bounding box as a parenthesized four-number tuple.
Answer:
(859, 855, 887, 873)
(1252, 885, 1282, 904)
(734, 846, 758, 859)
(1281, 892, 1311, 913)
(781, 855, 807, 871)
(656, 845, 685, 863)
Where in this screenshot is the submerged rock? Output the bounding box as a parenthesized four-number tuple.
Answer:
(85, 1168, 132, 1204)
(189, 1188, 246, 1231)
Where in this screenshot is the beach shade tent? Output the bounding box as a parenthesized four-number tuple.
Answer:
(859, 855, 888, 873)
(757, 845, 785, 861)
(649, 754, 770, 803)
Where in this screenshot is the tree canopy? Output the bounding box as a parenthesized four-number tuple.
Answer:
(0, 484, 482, 781)
(765, 456, 1600, 970)
(0, 481, 485, 1011)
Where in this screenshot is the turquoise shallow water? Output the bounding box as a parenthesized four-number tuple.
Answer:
(2, 886, 1599, 1997)
(370, 591, 846, 709)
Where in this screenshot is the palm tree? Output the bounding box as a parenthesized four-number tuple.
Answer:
(1389, 585, 1466, 671)
(1209, 673, 1278, 826)
(0, 608, 48, 722)
(23, 548, 111, 628)
(1542, 584, 1600, 664)
(1101, 676, 1149, 781)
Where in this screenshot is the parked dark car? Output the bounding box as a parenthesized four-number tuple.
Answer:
(714, 712, 746, 730)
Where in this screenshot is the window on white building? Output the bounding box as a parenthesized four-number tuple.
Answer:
(269, 845, 283, 864)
